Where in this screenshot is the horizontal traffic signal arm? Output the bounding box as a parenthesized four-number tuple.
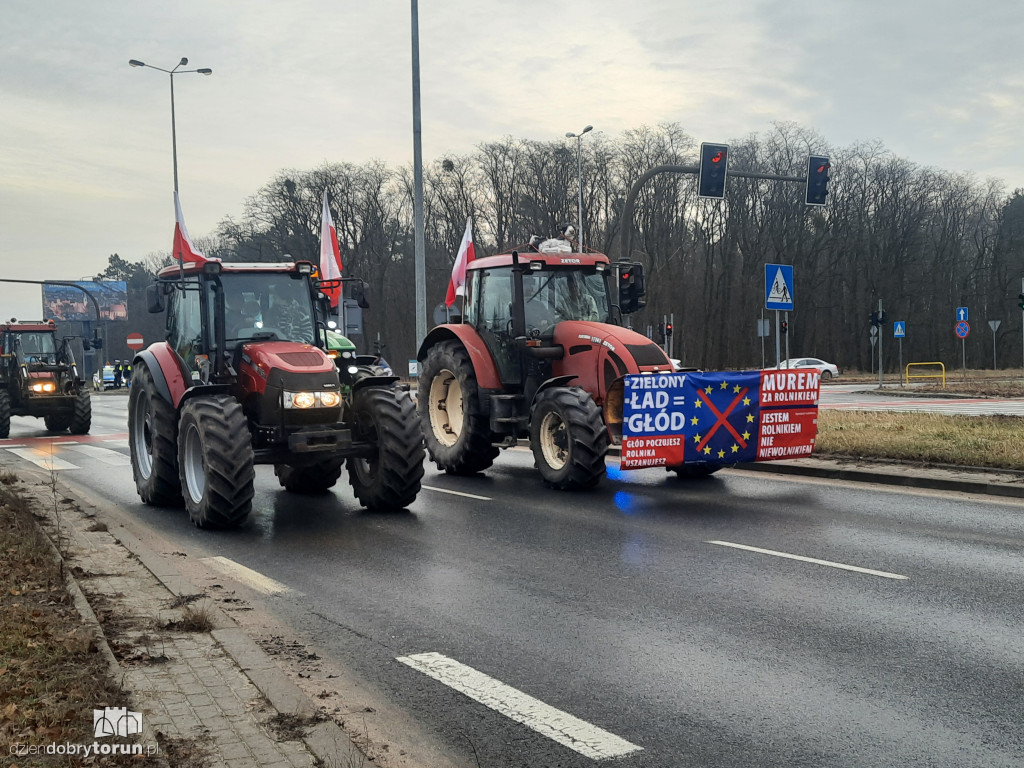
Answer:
(620, 164, 815, 261)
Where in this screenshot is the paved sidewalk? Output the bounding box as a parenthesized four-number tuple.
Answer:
(18, 473, 364, 768)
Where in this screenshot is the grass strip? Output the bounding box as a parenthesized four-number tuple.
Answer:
(817, 410, 1024, 469)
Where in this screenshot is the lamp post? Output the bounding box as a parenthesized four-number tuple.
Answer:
(565, 125, 593, 252)
(128, 58, 212, 194)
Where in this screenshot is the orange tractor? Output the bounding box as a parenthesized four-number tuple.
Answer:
(416, 244, 685, 489)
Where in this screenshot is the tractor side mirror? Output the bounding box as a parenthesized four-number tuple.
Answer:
(352, 280, 370, 309)
(618, 262, 647, 314)
(146, 283, 165, 314)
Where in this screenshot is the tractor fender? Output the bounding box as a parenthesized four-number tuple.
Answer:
(529, 375, 578, 409)
(417, 325, 502, 390)
(134, 345, 190, 407)
(353, 375, 400, 391)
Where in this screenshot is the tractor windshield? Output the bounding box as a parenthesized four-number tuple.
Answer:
(214, 273, 316, 345)
(17, 333, 57, 363)
(523, 268, 609, 330)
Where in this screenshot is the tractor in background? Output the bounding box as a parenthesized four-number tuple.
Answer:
(0, 320, 92, 438)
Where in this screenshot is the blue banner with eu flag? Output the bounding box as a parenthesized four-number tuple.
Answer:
(621, 370, 820, 470)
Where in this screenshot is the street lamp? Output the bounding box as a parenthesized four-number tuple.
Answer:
(565, 125, 593, 252)
(128, 57, 212, 194)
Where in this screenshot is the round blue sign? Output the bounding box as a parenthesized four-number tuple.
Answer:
(955, 321, 970, 338)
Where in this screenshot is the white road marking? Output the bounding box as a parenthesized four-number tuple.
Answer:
(422, 485, 492, 501)
(0, 444, 27, 448)
(199, 556, 293, 595)
(5, 448, 80, 471)
(708, 540, 909, 580)
(396, 652, 642, 760)
(64, 444, 131, 466)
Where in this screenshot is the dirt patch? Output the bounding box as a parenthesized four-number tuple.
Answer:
(0, 477, 137, 766)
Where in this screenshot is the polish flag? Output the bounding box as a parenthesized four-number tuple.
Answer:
(319, 190, 343, 307)
(445, 217, 475, 307)
(172, 191, 210, 264)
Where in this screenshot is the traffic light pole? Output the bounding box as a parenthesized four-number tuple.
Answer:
(878, 299, 884, 389)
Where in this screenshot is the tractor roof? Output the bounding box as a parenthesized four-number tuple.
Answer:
(0, 320, 58, 333)
(156, 260, 315, 279)
(468, 250, 610, 271)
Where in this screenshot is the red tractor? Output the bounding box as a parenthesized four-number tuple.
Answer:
(0, 320, 92, 438)
(417, 243, 683, 489)
(129, 259, 424, 529)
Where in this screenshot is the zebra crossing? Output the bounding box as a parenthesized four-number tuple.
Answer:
(0, 432, 129, 471)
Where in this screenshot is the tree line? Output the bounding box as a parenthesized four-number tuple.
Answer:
(114, 121, 1024, 375)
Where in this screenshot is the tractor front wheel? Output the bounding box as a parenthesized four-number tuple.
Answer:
(417, 341, 498, 475)
(128, 363, 182, 506)
(69, 390, 91, 435)
(0, 389, 10, 439)
(348, 386, 424, 510)
(178, 396, 254, 529)
(44, 413, 72, 432)
(530, 386, 608, 490)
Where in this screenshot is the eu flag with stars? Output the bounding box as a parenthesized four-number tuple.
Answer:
(681, 371, 760, 464)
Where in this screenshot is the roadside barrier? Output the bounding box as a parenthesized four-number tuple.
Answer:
(906, 362, 945, 387)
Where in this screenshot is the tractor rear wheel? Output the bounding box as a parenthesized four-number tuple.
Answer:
(178, 396, 254, 529)
(348, 386, 424, 510)
(44, 413, 72, 432)
(274, 459, 344, 494)
(418, 341, 498, 474)
(69, 390, 91, 434)
(671, 465, 721, 478)
(128, 363, 182, 506)
(530, 386, 608, 490)
(0, 389, 10, 439)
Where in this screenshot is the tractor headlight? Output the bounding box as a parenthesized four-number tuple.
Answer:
(283, 390, 342, 409)
(30, 380, 57, 393)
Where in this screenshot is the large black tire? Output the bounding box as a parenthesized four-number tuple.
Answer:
(274, 459, 344, 494)
(0, 389, 10, 439)
(529, 386, 608, 490)
(417, 340, 499, 475)
(348, 386, 425, 510)
(69, 390, 91, 435)
(128, 363, 182, 506)
(178, 397, 253, 528)
(671, 464, 721, 478)
(44, 413, 73, 432)
(178, 396, 255, 529)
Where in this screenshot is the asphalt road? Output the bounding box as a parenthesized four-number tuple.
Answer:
(3, 394, 1023, 767)
(820, 382, 1024, 415)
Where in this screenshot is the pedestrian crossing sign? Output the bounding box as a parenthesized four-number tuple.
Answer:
(765, 264, 794, 310)
(894, 321, 905, 338)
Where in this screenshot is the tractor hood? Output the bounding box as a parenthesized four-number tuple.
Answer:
(240, 342, 335, 377)
(552, 321, 673, 404)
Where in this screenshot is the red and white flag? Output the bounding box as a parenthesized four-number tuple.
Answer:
(319, 190, 343, 307)
(172, 191, 210, 264)
(445, 217, 475, 307)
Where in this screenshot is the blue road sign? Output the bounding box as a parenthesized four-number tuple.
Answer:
(956, 306, 969, 321)
(765, 264, 794, 311)
(955, 321, 970, 339)
(894, 321, 906, 338)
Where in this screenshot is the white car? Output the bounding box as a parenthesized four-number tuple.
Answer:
(774, 357, 840, 380)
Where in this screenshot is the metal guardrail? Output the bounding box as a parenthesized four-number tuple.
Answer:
(906, 362, 945, 387)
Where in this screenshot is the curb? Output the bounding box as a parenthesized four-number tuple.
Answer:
(602, 444, 1024, 499)
(51, 477, 367, 768)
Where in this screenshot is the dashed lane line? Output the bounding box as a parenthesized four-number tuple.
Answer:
(708, 540, 909, 580)
(421, 485, 492, 501)
(199, 556, 294, 596)
(396, 651, 642, 760)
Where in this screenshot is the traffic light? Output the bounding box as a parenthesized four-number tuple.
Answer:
(657, 322, 666, 342)
(1018, 293, 1024, 310)
(698, 142, 729, 199)
(665, 322, 673, 337)
(780, 320, 788, 334)
(617, 263, 646, 314)
(806, 155, 831, 206)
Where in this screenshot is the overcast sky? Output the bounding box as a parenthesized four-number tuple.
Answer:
(2, 0, 1022, 321)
